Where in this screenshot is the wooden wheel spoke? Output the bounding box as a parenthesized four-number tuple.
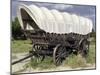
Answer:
(53, 44, 66, 66)
(55, 54, 60, 58)
(61, 52, 66, 57)
(56, 58, 62, 65)
(56, 57, 60, 62)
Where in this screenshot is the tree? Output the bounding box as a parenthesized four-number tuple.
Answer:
(12, 17, 23, 39)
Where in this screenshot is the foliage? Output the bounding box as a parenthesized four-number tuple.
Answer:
(86, 44, 95, 64)
(90, 32, 96, 38)
(64, 41, 95, 68)
(64, 54, 87, 68)
(12, 17, 24, 40)
(30, 56, 56, 69)
(12, 40, 32, 53)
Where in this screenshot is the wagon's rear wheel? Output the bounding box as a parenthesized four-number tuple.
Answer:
(81, 39, 89, 57)
(53, 44, 66, 66)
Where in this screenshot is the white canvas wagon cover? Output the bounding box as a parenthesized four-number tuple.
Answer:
(17, 4, 93, 35)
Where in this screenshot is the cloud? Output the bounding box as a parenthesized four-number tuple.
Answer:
(32, 2, 73, 11)
(85, 14, 95, 18)
(52, 4, 73, 10)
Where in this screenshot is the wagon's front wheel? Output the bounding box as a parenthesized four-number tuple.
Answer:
(29, 45, 45, 63)
(53, 44, 66, 66)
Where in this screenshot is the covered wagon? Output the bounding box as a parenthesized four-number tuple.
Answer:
(12, 4, 93, 66)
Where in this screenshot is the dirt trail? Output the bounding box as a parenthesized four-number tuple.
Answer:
(12, 53, 95, 74)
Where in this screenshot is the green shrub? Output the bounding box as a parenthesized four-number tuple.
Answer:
(12, 17, 24, 40)
(65, 54, 87, 68)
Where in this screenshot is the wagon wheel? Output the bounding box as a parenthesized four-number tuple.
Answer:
(30, 52, 45, 63)
(53, 44, 66, 66)
(33, 55, 45, 63)
(29, 45, 45, 63)
(81, 39, 90, 57)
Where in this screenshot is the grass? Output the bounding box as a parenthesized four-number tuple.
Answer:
(86, 44, 96, 64)
(63, 43, 96, 68)
(64, 54, 87, 68)
(12, 38, 96, 70)
(29, 43, 95, 69)
(12, 55, 17, 59)
(11, 40, 32, 53)
(29, 56, 56, 70)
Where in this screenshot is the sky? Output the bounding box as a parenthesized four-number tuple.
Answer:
(11, 0, 96, 31)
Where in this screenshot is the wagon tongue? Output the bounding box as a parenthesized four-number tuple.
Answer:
(12, 54, 34, 65)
